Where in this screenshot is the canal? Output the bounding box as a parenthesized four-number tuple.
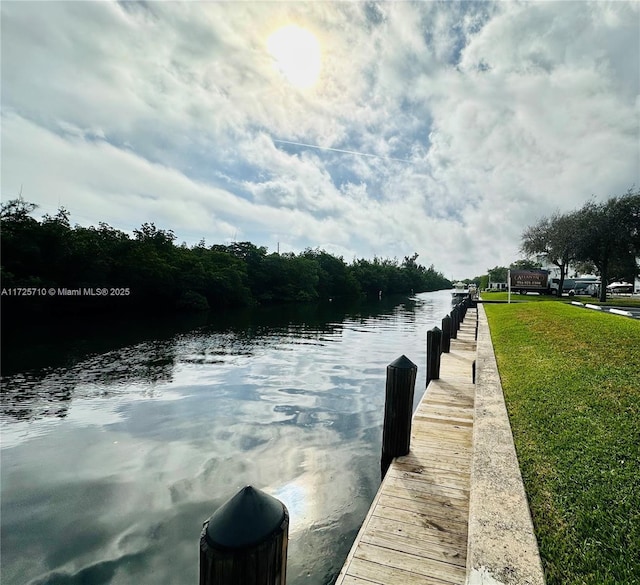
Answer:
(1, 290, 453, 585)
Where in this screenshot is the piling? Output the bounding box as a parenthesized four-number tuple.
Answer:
(460, 301, 467, 324)
(381, 354, 418, 479)
(450, 309, 458, 339)
(426, 326, 442, 387)
(441, 314, 452, 353)
(200, 485, 289, 585)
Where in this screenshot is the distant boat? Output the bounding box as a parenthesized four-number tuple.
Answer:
(451, 282, 468, 302)
(607, 282, 633, 294)
(451, 282, 479, 303)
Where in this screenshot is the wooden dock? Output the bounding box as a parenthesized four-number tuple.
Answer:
(335, 307, 477, 585)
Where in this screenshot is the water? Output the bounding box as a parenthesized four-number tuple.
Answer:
(1, 290, 453, 585)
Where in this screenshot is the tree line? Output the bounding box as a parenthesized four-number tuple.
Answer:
(460, 189, 639, 300)
(520, 188, 639, 301)
(0, 198, 452, 314)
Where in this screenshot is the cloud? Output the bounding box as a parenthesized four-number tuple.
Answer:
(2, 1, 638, 278)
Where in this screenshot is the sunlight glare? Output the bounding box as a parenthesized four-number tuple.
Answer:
(267, 25, 321, 89)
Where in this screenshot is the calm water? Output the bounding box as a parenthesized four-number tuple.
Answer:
(1, 290, 453, 585)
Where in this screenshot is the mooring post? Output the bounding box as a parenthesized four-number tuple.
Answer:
(452, 306, 459, 333)
(426, 327, 442, 387)
(381, 355, 417, 479)
(450, 309, 458, 340)
(200, 485, 289, 585)
(441, 314, 451, 353)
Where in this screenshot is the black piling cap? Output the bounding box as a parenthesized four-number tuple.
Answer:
(205, 486, 286, 549)
(388, 355, 417, 369)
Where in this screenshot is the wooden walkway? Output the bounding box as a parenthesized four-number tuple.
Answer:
(335, 308, 477, 585)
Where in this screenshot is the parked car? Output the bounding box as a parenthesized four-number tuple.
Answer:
(586, 283, 600, 297)
(572, 279, 600, 296)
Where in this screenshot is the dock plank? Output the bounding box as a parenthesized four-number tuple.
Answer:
(335, 307, 477, 585)
(347, 556, 458, 585)
(354, 543, 467, 583)
(366, 514, 467, 548)
(361, 531, 466, 568)
(385, 467, 471, 490)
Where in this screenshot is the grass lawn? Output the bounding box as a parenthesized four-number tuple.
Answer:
(481, 290, 640, 308)
(484, 301, 640, 584)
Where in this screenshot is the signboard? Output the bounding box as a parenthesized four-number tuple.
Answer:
(510, 271, 548, 287)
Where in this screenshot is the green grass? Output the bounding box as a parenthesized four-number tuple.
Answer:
(484, 301, 640, 585)
(481, 291, 561, 302)
(482, 291, 640, 307)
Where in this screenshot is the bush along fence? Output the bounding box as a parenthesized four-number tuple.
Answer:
(198, 295, 476, 584)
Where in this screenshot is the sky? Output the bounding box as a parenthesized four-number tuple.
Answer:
(2, 1, 639, 280)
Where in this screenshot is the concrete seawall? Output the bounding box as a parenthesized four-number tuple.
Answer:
(466, 303, 545, 585)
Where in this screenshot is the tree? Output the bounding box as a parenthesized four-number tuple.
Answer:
(133, 222, 176, 250)
(521, 211, 581, 294)
(40, 208, 74, 283)
(487, 266, 508, 284)
(301, 249, 360, 298)
(509, 259, 542, 270)
(607, 254, 639, 285)
(0, 196, 38, 222)
(1, 197, 42, 287)
(573, 189, 640, 301)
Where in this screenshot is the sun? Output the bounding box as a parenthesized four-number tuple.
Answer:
(267, 25, 321, 89)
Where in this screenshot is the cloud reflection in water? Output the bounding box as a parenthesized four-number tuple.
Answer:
(1, 291, 454, 585)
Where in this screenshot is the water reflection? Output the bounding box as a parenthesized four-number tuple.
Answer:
(1, 291, 453, 585)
